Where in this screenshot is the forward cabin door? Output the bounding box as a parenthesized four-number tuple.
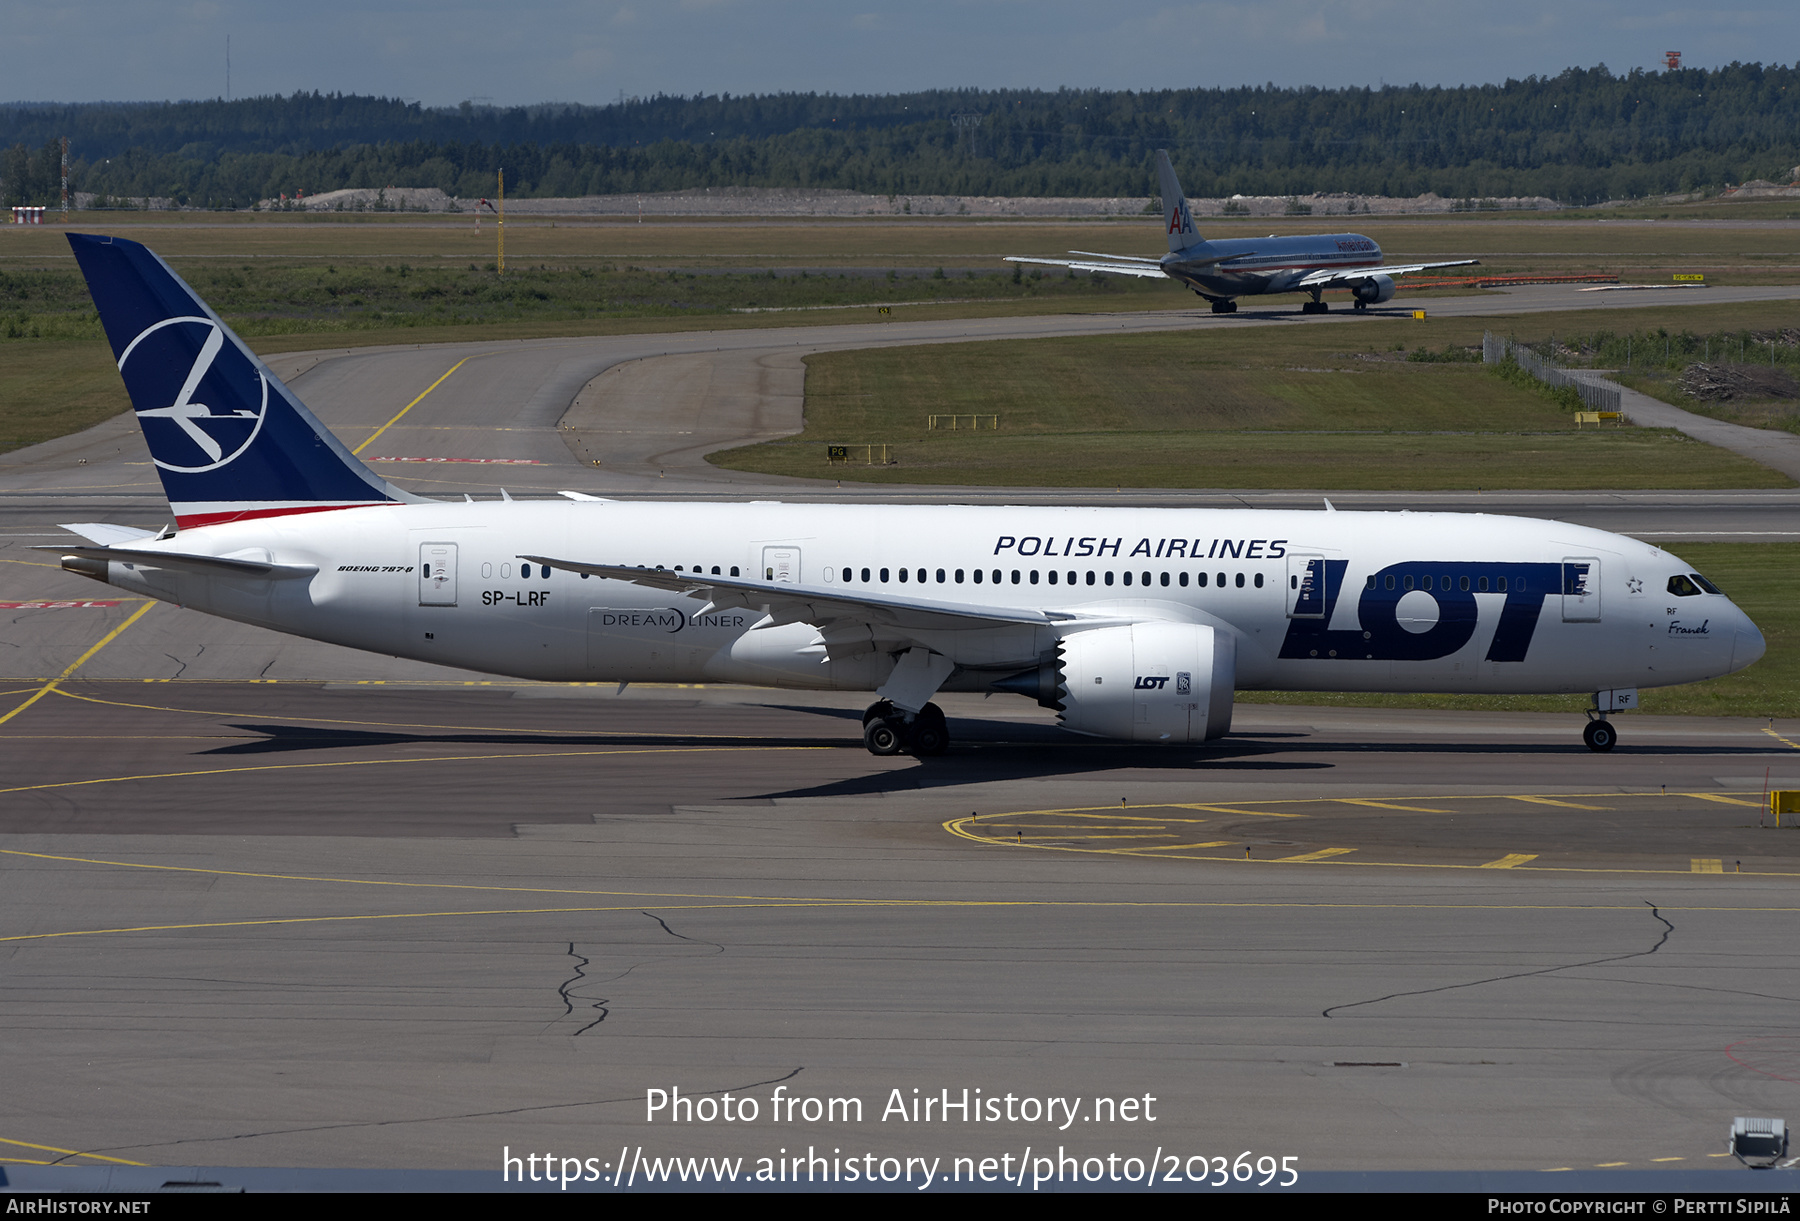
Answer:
(1562, 557, 1600, 622)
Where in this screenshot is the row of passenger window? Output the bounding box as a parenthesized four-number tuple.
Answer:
(1365, 573, 1521, 593)
(835, 566, 1266, 589)
(479, 560, 1272, 591)
(455, 560, 1729, 603)
(479, 562, 746, 580)
(481, 561, 556, 580)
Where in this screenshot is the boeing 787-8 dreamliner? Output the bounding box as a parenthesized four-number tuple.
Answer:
(45, 234, 1760, 759)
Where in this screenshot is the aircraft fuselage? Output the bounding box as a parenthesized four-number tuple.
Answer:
(1164, 233, 1383, 298)
(90, 501, 1761, 698)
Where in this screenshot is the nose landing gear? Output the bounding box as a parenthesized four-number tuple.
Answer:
(1582, 688, 1636, 752)
(1582, 718, 1617, 752)
(862, 700, 949, 757)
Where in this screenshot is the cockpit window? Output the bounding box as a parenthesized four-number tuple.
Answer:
(1666, 574, 1701, 597)
(1690, 572, 1724, 595)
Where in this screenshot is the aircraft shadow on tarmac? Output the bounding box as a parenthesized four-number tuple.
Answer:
(771, 702, 1783, 760)
(193, 708, 1784, 804)
(198, 723, 858, 756)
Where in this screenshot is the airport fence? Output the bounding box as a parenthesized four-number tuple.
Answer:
(1482, 332, 1623, 413)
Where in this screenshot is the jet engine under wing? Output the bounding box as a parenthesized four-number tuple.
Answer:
(523, 555, 1088, 634)
(1296, 259, 1480, 289)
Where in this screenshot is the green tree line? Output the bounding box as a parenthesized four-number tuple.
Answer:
(6, 63, 1799, 208)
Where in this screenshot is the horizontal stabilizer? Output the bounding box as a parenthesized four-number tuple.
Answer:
(57, 521, 158, 546)
(36, 544, 318, 580)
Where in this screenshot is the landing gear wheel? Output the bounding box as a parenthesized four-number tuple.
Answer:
(1583, 719, 1617, 752)
(1209, 300, 1237, 314)
(1353, 299, 1367, 311)
(864, 716, 907, 756)
(1301, 300, 1330, 315)
(911, 703, 949, 757)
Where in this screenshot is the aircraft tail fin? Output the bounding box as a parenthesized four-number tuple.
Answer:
(1156, 150, 1205, 253)
(67, 233, 424, 531)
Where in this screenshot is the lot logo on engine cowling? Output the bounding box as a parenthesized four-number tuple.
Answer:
(1134, 676, 1170, 690)
(116, 316, 269, 473)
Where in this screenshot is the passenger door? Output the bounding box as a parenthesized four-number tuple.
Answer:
(1562, 557, 1600, 622)
(762, 546, 801, 583)
(1286, 554, 1327, 618)
(418, 542, 458, 606)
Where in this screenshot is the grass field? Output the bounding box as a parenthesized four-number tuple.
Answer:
(1, 205, 1797, 274)
(0, 207, 1790, 342)
(712, 305, 1800, 489)
(1239, 542, 1800, 719)
(0, 340, 131, 455)
(4, 212, 1800, 478)
(0, 208, 1792, 355)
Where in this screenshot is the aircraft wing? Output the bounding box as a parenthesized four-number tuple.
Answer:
(1296, 259, 1480, 288)
(1067, 250, 1163, 263)
(1002, 257, 1170, 279)
(523, 556, 1092, 635)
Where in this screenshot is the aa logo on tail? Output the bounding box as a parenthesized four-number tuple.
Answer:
(117, 316, 269, 474)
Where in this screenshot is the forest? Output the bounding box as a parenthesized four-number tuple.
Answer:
(3, 63, 1797, 208)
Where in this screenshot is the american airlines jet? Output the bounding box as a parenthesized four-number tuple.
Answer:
(47, 234, 1762, 757)
(1007, 150, 1478, 314)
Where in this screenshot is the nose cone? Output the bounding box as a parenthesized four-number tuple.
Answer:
(1732, 610, 1767, 673)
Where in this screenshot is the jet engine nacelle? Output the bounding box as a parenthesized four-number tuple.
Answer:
(1053, 623, 1236, 743)
(1350, 274, 1396, 305)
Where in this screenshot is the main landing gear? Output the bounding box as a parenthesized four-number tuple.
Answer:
(1300, 291, 1330, 315)
(1209, 299, 1238, 314)
(863, 700, 949, 757)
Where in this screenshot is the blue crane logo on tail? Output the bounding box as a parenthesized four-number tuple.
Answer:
(117, 315, 269, 474)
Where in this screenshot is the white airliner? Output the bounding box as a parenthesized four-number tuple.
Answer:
(47, 234, 1762, 756)
(1007, 150, 1479, 314)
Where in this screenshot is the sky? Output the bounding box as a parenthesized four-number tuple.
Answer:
(1, 1, 1794, 107)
